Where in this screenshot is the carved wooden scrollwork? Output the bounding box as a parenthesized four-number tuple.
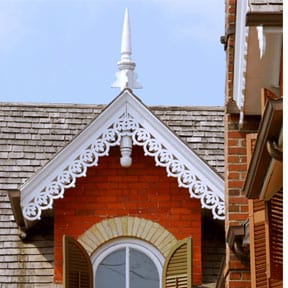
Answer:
(22, 113, 225, 221)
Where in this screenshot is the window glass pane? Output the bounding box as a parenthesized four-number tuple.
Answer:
(95, 248, 125, 288)
(130, 248, 159, 288)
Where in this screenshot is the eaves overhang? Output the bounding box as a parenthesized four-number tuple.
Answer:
(232, 0, 283, 118)
(19, 89, 225, 222)
(243, 97, 283, 199)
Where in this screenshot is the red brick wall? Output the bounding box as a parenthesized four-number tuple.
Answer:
(226, 123, 249, 224)
(224, 0, 236, 103)
(224, 0, 251, 286)
(54, 146, 202, 285)
(225, 116, 251, 287)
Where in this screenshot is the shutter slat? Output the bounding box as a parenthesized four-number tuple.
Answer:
(162, 238, 192, 288)
(249, 199, 269, 288)
(269, 189, 283, 283)
(63, 235, 93, 288)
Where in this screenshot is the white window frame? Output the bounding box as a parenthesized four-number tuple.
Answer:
(91, 238, 164, 288)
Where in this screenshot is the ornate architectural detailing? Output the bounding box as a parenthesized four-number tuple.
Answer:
(78, 216, 177, 258)
(120, 135, 133, 167)
(256, 26, 265, 59)
(22, 112, 225, 221)
(111, 8, 142, 91)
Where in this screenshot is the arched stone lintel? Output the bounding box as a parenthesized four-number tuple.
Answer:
(78, 216, 177, 258)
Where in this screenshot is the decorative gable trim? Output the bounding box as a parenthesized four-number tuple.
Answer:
(20, 89, 225, 221)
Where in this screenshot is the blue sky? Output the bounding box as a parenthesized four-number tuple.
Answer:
(0, 0, 225, 106)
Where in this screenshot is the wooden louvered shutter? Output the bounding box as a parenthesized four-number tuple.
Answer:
(162, 237, 192, 288)
(247, 133, 269, 287)
(249, 199, 269, 288)
(63, 235, 93, 288)
(268, 189, 283, 286)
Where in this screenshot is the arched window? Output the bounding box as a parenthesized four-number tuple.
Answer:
(63, 235, 192, 288)
(91, 238, 164, 288)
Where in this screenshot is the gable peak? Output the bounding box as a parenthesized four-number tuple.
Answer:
(112, 8, 142, 91)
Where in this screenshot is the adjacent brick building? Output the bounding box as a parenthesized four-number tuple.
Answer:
(218, 0, 283, 287)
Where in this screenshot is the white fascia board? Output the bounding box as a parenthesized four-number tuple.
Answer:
(233, 0, 249, 110)
(21, 93, 128, 206)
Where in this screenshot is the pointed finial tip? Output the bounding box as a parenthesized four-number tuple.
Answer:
(121, 8, 132, 55)
(111, 8, 142, 91)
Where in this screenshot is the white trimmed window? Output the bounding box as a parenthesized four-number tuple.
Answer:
(63, 235, 192, 288)
(91, 239, 164, 288)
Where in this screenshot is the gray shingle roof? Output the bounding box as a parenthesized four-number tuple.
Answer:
(0, 101, 224, 286)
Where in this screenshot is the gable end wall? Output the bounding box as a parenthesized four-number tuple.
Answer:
(54, 146, 202, 285)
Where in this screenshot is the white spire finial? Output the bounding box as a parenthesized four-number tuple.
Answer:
(121, 8, 132, 60)
(112, 8, 142, 91)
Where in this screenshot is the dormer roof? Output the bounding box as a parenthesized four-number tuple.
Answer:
(3, 89, 225, 222)
(19, 90, 224, 221)
(2, 9, 225, 225)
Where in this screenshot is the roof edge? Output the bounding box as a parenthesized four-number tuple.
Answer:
(20, 89, 225, 221)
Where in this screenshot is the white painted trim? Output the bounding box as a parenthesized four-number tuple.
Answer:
(20, 90, 225, 220)
(126, 247, 130, 288)
(256, 26, 265, 58)
(233, 0, 248, 110)
(92, 238, 164, 288)
(111, 8, 142, 91)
